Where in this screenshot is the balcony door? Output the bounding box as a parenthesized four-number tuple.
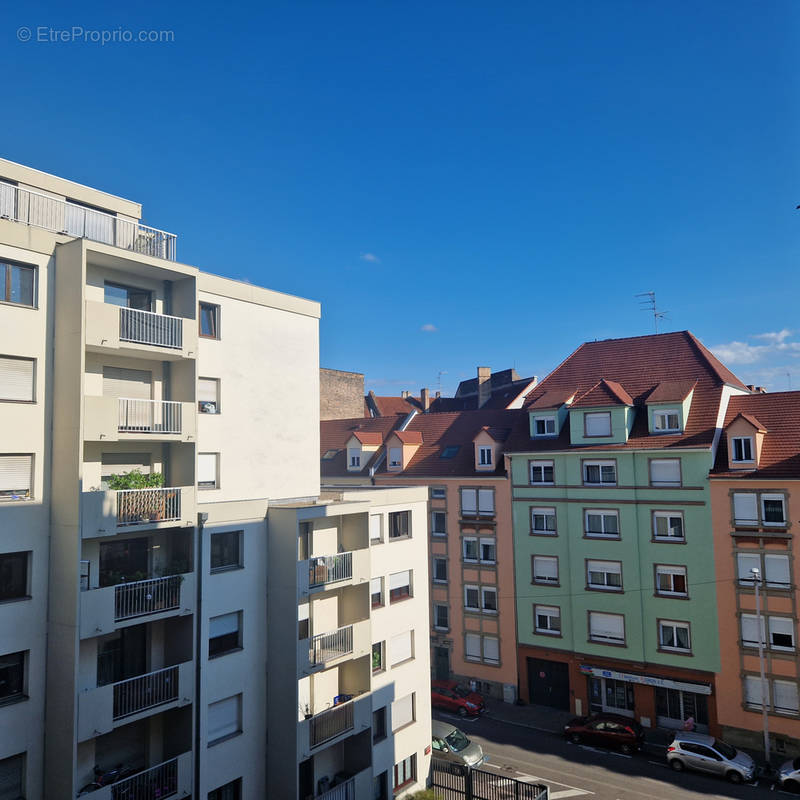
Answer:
(104, 281, 153, 312)
(97, 625, 147, 685)
(99, 538, 149, 587)
(100, 452, 153, 490)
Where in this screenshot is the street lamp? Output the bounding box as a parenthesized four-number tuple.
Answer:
(751, 567, 770, 765)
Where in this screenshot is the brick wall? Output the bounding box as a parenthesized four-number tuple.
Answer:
(320, 368, 365, 420)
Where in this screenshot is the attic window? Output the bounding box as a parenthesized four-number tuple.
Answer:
(322, 450, 338, 460)
(478, 446, 492, 466)
(533, 416, 556, 437)
(441, 446, 460, 459)
(653, 409, 680, 433)
(732, 437, 754, 463)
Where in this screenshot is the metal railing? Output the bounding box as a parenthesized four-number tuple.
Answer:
(116, 488, 181, 526)
(119, 307, 183, 349)
(310, 700, 354, 748)
(317, 777, 355, 800)
(115, 575, 182, 621)
(308, 552, 353, 588)
(113, 665, 179, 719)
(0, 180, 177, 260)
(310, 625, 353, 666)
(118, 398, 182, 434)
(110, 757, 178, 800)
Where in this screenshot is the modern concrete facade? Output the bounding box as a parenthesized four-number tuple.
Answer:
(267, 486, 432, 800)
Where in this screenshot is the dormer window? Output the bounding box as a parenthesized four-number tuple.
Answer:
(347, 448, 361, 469)
(653, 409, 680, 433)
(533, 416, 556, 437)
(388, 447, 402, 468)
(732, 436, 754, 463)
(584, 412, 611, 437)
(478, 446, 492, 466)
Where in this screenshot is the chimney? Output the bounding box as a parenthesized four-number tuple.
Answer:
(420, 387, 430, 412)
(477, 366, 491, 408)
(401, 390, 409, 399)
(756, 386, 766, 394)
(435, 391, 441, 399)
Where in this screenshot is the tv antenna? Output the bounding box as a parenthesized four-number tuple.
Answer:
(437, 370, 447, 394)
(636, 291, 669, 333)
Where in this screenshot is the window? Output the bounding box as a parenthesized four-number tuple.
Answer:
(773, 680, 800, 714)
(654, 409, 680, 432)
(392, 693, 415, 731)
(389, 630, 413, 666)
(531, 507, 556, 535)
(741, 614, 765, 648)
(0, 356, 34, 402)
(208, 694, 242, 745)
(373, 772, 388, 800)
(768, 617, 795, 651)
(209, 612, 242, 658)
(535, 604, 561, 635)
(732, 437, 754, 462)
(655, 565, 688, 597)
(372, 641, 385, 673)
(0, 552, 29, 601)
(370, 577, 384, 609)
(480, 537, 496, 564)
(532, 555, 558, 585)
(388, 447, 401, 468)
(584, 412, 611, 437)
(199, 302, 220, 339)
(347, 448, 361, 470)
(733, 492, 758, 525)
(653, 511, 684, 541)
(465, 633, 498, 664)
(393, 754, 416, 792)
(373, 706, 387, 742)
(104, 281, 152, 310)
(369, 515, 383, 543)
(432, 557, 447, 583)
(762, 494, 786, 526)
(430, 487, 446, 499)
(583, 460, 616, 486)
(209, 778, 242, 800)
(322, 449, 338, 460)
(0, 455, 33, 500)
(210, 531, 242, 572)
(478, 446, 492, 466)
(389, 570, 412, 603)
(586, 560, 622, 591)
(461, 488, 495, 516)
(198, 453, 219, 489)
(534, 416, 556, 436)
(198, 377, 220, 413)
(0, 753, 25, 800)
(388, 510, 410, 539)
(649, 459, 681, 487)
(585, 509, 619, 538)
(588, 612, 625, 645)
(464, 585, 480, 611)
(481, 586, 498, 613)
(0, 261, 36, 307)
(433, 604, 449, 631)
(765, 554, 792, 589)
(659, 620, 691, 652)
(430, 511, 446, 536)
(736, 552, 760, 586)
(0, 651, 25, 704)
(483, 636, 499, 664)
(440, 446, 460, 459)
(530, 460, 554, 485)
(478, 489, 494, 515)
(462, 537, 478, 562)
(465, 633, 481, 661)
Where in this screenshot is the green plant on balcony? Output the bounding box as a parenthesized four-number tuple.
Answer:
(108, 470, 170, 522)
(107, 470, 165, 490)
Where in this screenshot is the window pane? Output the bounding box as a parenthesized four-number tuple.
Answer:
(765, 555, 791, 588)
(9, 265, 34, 306)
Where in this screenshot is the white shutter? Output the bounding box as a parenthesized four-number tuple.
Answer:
(208, 695, 240, 741)
(773, 680, 799, 713)
(534, 557, 558, 581)
(478, 489, 494, 513)
(733, 493, 758, 524)
(0, 356, 34, 401)
(765, 555, 791, 588)
(198, 378, 218, 403)
(370, 577, 382, 596)
(465, 633, 481, 659)
(585, 412, 611, 436)
(198, 453, 217, 484)
(369, 515, 381, 541)
(209, 612, 239, 638)
(590, 612, 624, 641)
(0, 455, 32, 493)
(390, 631, 412, 665)
(744, 676, 764, 706)
(736, 553, 760, 583)
(103, 366, 152, 399)
(769, 617, 794, 648)
(482, 636, 499, 663)
(298, 603, 309, 622)
(391, 693, 414, 731)
(740, 614, 764, 645)
(461, 488, 476, 513)
(389, 570, 410, 590)
(650, 459, 680, 485)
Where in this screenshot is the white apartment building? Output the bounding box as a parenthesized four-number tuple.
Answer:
(0, 158, 323, 799)
(268, 486, 433, 800)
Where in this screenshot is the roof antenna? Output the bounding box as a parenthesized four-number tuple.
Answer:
(636, 291, 669, 333)
(788, 372, 792, 391)
(437, 370, 447, 394)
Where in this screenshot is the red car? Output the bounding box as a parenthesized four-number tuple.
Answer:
(563, 713, 645, 754)
(431, 680, 485, 717)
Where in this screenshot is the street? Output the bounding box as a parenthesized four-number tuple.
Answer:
(434, 711, 790, 800)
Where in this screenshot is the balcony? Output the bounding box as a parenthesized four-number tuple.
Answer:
(78, 661, 193, 741)
(0, 180, 177, 260)
(85, 300, 196, 360)
(311, 701, 353, 748)
(299, 619, 370, 676)
(118, 487, 181, 526)
(81, 752, 193, 800)
(302, 550, 370, 595)
(82, 486, 195, 538)
(299, 693, 371, 757)
(84, 397, 196, 443)
(317, 777, 355, 800)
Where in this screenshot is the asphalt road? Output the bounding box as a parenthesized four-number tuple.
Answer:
(433, 710, 792, 800)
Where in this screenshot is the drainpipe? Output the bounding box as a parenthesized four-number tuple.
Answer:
(194, 512, 208, 796)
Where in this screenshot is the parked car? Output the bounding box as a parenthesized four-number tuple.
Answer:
(778, 757, 800, 791)
(432, 720, 485, 768)
(666, 732, 755, 783)
(431, 680, 485, 717)
(563, 713, 645, 754)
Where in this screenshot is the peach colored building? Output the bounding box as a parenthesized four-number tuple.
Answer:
(711, 391, 800, 757)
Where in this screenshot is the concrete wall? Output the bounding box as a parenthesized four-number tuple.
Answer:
(320, 368, 364, 421)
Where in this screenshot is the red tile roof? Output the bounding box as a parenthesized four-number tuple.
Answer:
(729, 411, 767, 433)
(527, 388, 576, 410)
(366, 395, 421, 417)
(352, 431, 384, 445)
(571, 379, 633, 408)
(392, 430, 423, 445)
(646, 379, 697, 404)
(320, 416, 402, 477)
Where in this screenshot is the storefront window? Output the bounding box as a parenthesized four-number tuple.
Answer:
(589, 677, 634, 714)
(655, 687, 708, 728)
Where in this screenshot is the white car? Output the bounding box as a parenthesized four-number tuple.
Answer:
(778, 757, 800, 791)
(666, 732, 755, 784)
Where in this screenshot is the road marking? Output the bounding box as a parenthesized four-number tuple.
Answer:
(481, 763, 593, 796)
(550, 791, 591, 799)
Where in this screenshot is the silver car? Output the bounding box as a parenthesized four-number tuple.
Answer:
(778, 757, 800, 791)
(432, 720, 484, 768)
(666, 732, 755, 784)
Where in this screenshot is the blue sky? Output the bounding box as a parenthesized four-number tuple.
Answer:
(5, 1, 799, 394)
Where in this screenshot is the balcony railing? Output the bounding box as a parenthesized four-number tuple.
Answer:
(309, 552, 353, 588)
(118, 398, 182, 434)
(120, 307, 183, 350)
(115, 575, 182, 621)
(110, 757, 178, 800)
(117, 488, 181, 526)
(317, 777, 355, 800)
(113, 665, 179, 719)
(310, 701, 354, 748)
(310, 625, 353, 666)
(0, 180, 177, 260)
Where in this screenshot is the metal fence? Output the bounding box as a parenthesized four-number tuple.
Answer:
(431, 759, 548, 800)
(110, 757, 178, 800)
(308, 552, 353, 587)
(118, 398, 182, 434)
(114, 575, 182, 621)
(119, 307, 183, 349)
(310, 624, 353, 666)
(116, 488, 181, 526)
(316, 777, 355, 800)
(310, 701, 354, 748)
(113, 665, 179, 719)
